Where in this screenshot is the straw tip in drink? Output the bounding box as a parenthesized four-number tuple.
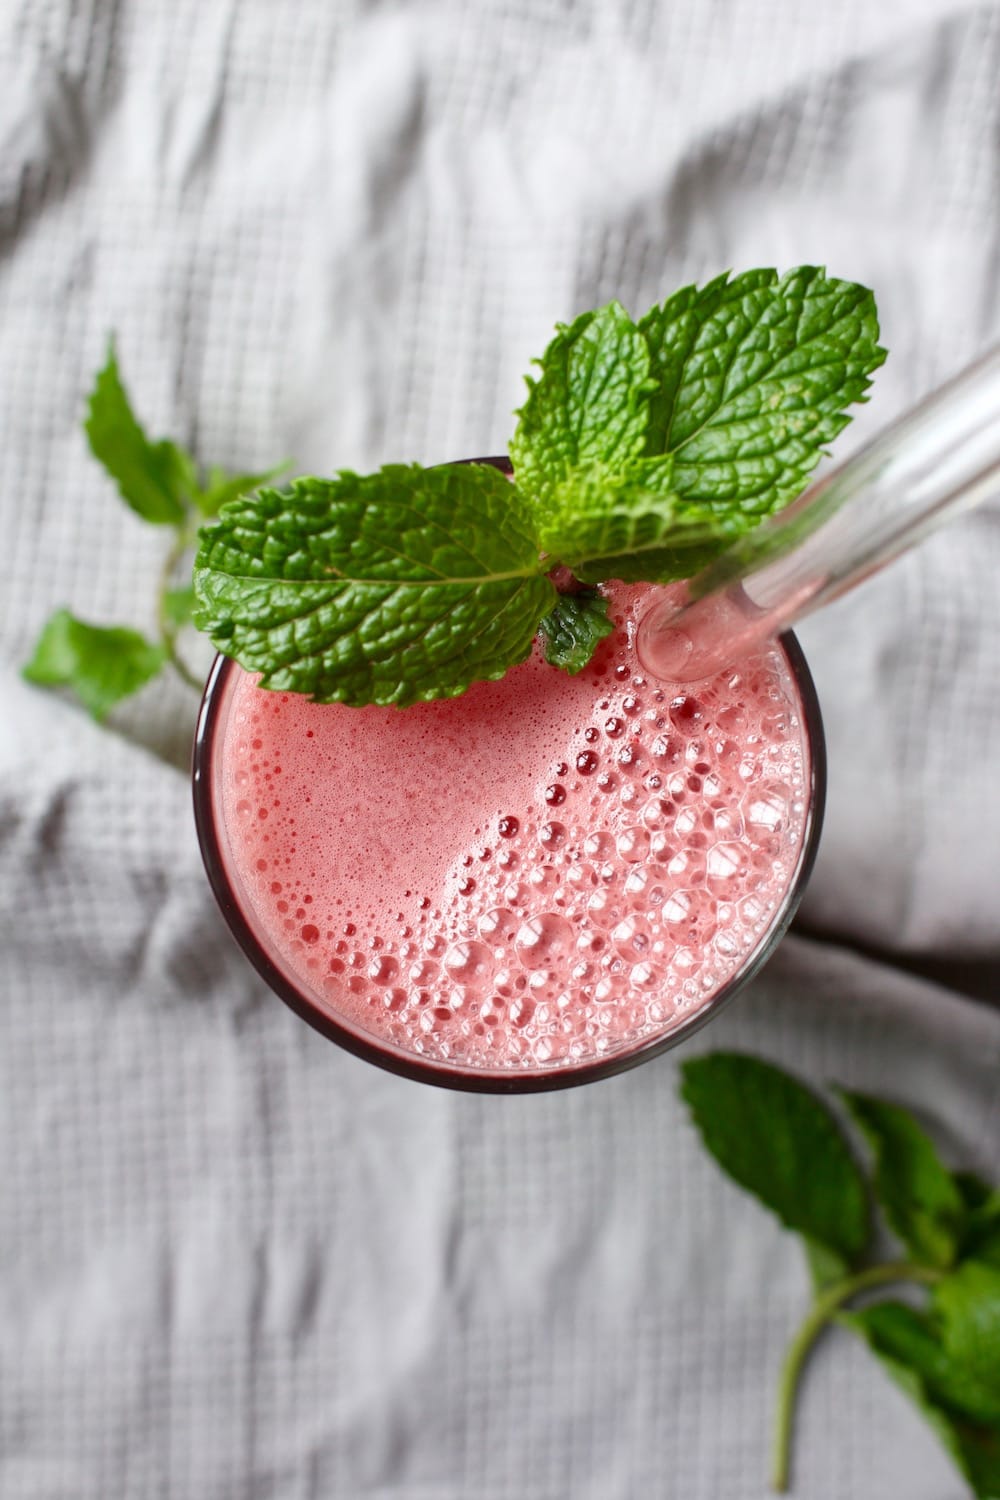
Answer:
(635, 617, 696, 682)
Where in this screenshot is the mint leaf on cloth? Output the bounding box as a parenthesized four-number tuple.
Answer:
(936, 1263, 1000, 1403)
(954, 1175, 1000, 1267)
(23, 609, 166, 719)
(638, 266, 886, 513)
(842, 1092, 966, 1268)
(193, 462, 556, 707)
(680, 1052, 869, 1262)
(845, 1301, 1000, 1426)
(162, 587, 195, 627)
(847, 1301, 1000, 1499)
(509, 301, 652, 509)
(538, 588, 614, 673)
(85, 342, 193, 526)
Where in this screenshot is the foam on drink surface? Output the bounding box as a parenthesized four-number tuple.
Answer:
(218, 585, 810, 1073)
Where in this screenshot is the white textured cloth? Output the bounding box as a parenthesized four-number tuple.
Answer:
(2, 4, 999, 1498)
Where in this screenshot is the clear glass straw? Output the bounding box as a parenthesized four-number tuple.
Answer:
(635, 343, 1000, 685)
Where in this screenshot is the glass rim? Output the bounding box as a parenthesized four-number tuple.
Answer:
(191, 460, 827, 1094)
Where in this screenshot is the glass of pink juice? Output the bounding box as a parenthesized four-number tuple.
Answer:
(193, 463, 824, 1092)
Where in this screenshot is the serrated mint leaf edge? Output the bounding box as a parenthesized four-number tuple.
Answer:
(633, 266, 886, 519)
(639, 266, 886, 457)
(509, 300, 654, 512)
(680, 1051, 869, 1262)
(84, 340, 191, 526)
(934, 1262, 1000, 1401)
(538, 588, 614, 674)
(846, 1303, 1000, 1498)
(841, 1090, 966, 1269)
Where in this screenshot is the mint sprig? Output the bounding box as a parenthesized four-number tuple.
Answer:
(193, 265, 884, 704)
(23, 342, 286, 719)
(682, 1052, 1000, 1497)
(27, 268, 885, 717)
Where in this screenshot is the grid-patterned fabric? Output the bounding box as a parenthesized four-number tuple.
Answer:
(1, 3, 999, 1496)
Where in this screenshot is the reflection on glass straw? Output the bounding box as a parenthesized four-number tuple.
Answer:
(636, 343, 1000, 686)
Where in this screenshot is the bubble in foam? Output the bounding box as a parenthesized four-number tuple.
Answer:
(497, 965, 528, 998)
(514, 913, 575, 968)
(528, 865, 560, 896)
(409, 959, 439, 986)
(662, 890, 693, 925)
(508, 996, 535, 1029)
(368, 954, 399, 984)
(706, 842, 750, 893)
(479, 907, 519, 944)
(616, 826, 650, 863)
(584, 830, 614, 859)
(745, 785, 789, 832)
(586, 888, 617, 928)
(611, 915, 653, 959)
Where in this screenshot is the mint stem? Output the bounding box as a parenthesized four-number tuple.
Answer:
(772, 1260, 943, 1492)
(157, 523, 201, 693)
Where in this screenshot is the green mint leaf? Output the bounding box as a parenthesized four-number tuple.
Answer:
(23, 609, 166, 719)
(193, 463, 556, 707)
(966, 1221, 1000, 1272)
(541, 457, 745, 584)
(936, 1263, 1000, 1403)
(847, 1302, 1000, 1498)
(803, 1238, 850, 1292)
(846, 1301, 1000, 1425)
(953, 1175, 1000, 1268)
(966, 1237, 1000, 1273)
(957, 1175, 999, 1214)
(85, 342, 191, 526)
(940, 1420, 1000, 1500)
(638, 266, 886, 514)
(509, 301, 652, 510)
(538, 588, 614, 673)
(162, 586, 195, 627)
(680, 1052, 868, 1262)
(842, 1091, 965, 1268)
(194, 462, 290, 518)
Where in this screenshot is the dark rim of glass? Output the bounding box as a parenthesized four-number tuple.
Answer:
(192, 456, 827, 1094)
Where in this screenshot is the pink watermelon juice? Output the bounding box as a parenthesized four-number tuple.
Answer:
(195, 583, 821, 1088)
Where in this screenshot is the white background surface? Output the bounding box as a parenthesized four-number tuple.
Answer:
(1, 2, 999, 1496)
